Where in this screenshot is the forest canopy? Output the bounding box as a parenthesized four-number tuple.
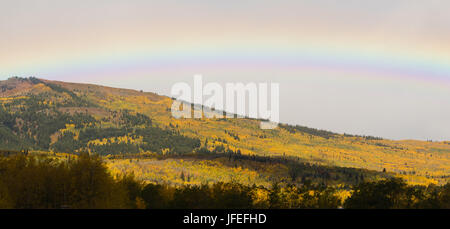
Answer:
(0, 153, 448, 209)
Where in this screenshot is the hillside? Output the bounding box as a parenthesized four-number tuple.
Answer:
(0, 77, 449, 185)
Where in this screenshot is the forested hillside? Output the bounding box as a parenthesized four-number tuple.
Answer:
(0, 77, 449, 187)
(0, 153, 448, 209)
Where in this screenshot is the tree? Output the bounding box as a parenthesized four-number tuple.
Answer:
(344, 178, 409, 209)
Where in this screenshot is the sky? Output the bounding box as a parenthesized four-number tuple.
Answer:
(1, 0, 450, 140)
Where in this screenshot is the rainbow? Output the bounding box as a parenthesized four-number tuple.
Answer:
(3, 41, 450, 90)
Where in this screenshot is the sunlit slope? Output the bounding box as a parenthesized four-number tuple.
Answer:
(1, 77, 449, 185)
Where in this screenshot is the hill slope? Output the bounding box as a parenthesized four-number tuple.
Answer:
(0, 77, 449, 185)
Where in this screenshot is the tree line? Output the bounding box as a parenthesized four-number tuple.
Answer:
(0, 153, 448, 209)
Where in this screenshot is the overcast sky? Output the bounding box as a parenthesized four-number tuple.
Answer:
(1, 0, 450, 140)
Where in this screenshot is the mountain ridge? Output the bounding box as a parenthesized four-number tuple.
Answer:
(0, 76, 449, 185)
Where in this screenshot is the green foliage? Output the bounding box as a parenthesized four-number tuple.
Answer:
(120, 109, 152, 126)
(0, 125, 33, 150)
(0, 77, 449, 209)
(142, 182, 254, 209)
(0, 153, 140, 209)
(191, 146, 390, 186)
(136, 127, 200, 154)
(141, 183, 172, 209)
(52, 132, 83, 153)
(279, 124, 338, 139)
(42, 81, 96, 107)
(55, 126, 200, 155)
(0, 153, 448, 209)
(279, 123, 382, 140)
(344, 178, 450, 209)
(0, 92, 199, 155)
(0, 96, 97, 150)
